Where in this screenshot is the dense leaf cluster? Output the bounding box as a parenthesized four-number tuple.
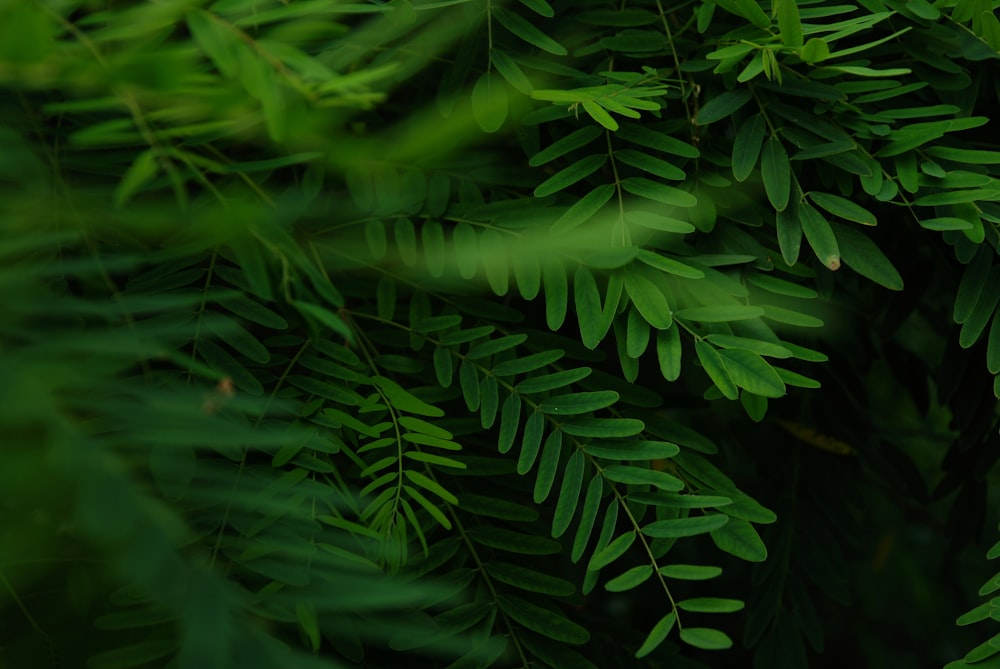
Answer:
(2, 0, 1000, 668)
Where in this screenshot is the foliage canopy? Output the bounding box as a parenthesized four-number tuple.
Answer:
(2, 0, 1000, 668)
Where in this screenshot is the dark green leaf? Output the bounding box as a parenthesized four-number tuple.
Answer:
(696, 90, 752, 125)
(659, 564, 724, 580)
(514, 409, 544, 474)
(732, 114, 766, 182)
(534, 154, 607, 198)
(534, 430, 564, 503)
(588, 531, 636, 571)
(485, 561, 575, 596)
(571, 475, 604, 562)
(497, 594, 589, 644)
(799, 202, 840, 270)
(603, 463, 684, 490)
(643, 514, 729, 538)
(679, 627, 733, 650)
(677, 597, 745, 613)
(575, 265, 605, 349)
(761, 137, 791, 212)
(552, 450, 586, 537)
(622, 177, 698, 207)
(499, 392, 523, 454)
(562, 418, 645, 438)
(605, 565, 653, 592)
(540, 391, 619, 415)
(493, 7, 568, 55)
(635, 612, 677, 658)
(710, 517, 768, 561)
(584, 440, 680, 460)
(517, 367, 592, 393)
(832, 222, 903, 290)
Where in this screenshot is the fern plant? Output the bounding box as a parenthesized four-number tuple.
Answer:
(3, 0, 1000, 668)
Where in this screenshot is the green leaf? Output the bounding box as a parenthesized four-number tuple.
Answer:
(677, 597, 745, 613)
(625, 211, 696, 234)
(955, 249, 993, 324)
(472, 72, 508, 133)
(622, 177, 698, 207)
(988, 310, 1000, 374)
(588, 531, 636, 571)
(761, 305, 824, 327)
(467, 527, 561, 555)
(624, 270, 673, 329)
(491, 48, 533, 94)
(616, 149, 686, 180)
(452, 223, 478, 279)
(636, 249, 705, 279)
(643, 514, 729, 538)
(635, 612, 677, 658)
(657, 326, 683, 381)
(468, 334, 527, 359)
(544, 255, 568, 330)
(627, 306, 651, 358)
(776, 204, 802, 265)
(800, 37, 830, 63)
(422, 220, 447, 277)
(459, 359, 480, 411)
(539, 391, 619, 415)
(584, 441, 680, 460)
(732, 114, 766, 182)
(551, 185, 615, 235)
(517, 367, 592, 393)
(519, 0, 555, 18)
(493, 7, 567, 55)
(492, 350, 564, 376)
(926, 146, 1000, 164)
(710, 517, 768, 561)
(799, 202, 840, 270)
(485, 561, 575, 596)
(659, 564, 723, 580)
(499, 393, 523, 454)
(832, 222, 903, 290)
(733, 0, 771, 27)
(583, 99, 620, 131)
(706, 334, 791, 359)
(552, 450, 586, 538)
(572, 475, 604, 562)
(372, 376, 445, 417)
(404, 470, 458, 505)
(480, 228, 509, 296)
(480, 375, 499, 428)
(745, 274, 817, 299)
(777, 0, 803, 46)
(534, 430, 564, 503)
(497, 595, 589, 644)
(717, 349, 786, 398)
(530, 127, 603, 167)
(696, 340, 738, 400)
(575, 265, 605, 349)
(696, 89, 752, 125)
(679, 627, 733, 650)
(919, 217, 973, 231)
(616, 124, 700, 157)
(515, 411, 543, 474)
(761, 137, 791, 212)
(675, 305, 765, 322)
(605, 565, 653, 592)
(562, 418, 645, 438)
(809, 192, 876, 226)
(603, 465, 684, 491)
(534, 154, 607, 198)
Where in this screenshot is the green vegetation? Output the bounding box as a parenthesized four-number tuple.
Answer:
(2, 0, 1000, 667)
